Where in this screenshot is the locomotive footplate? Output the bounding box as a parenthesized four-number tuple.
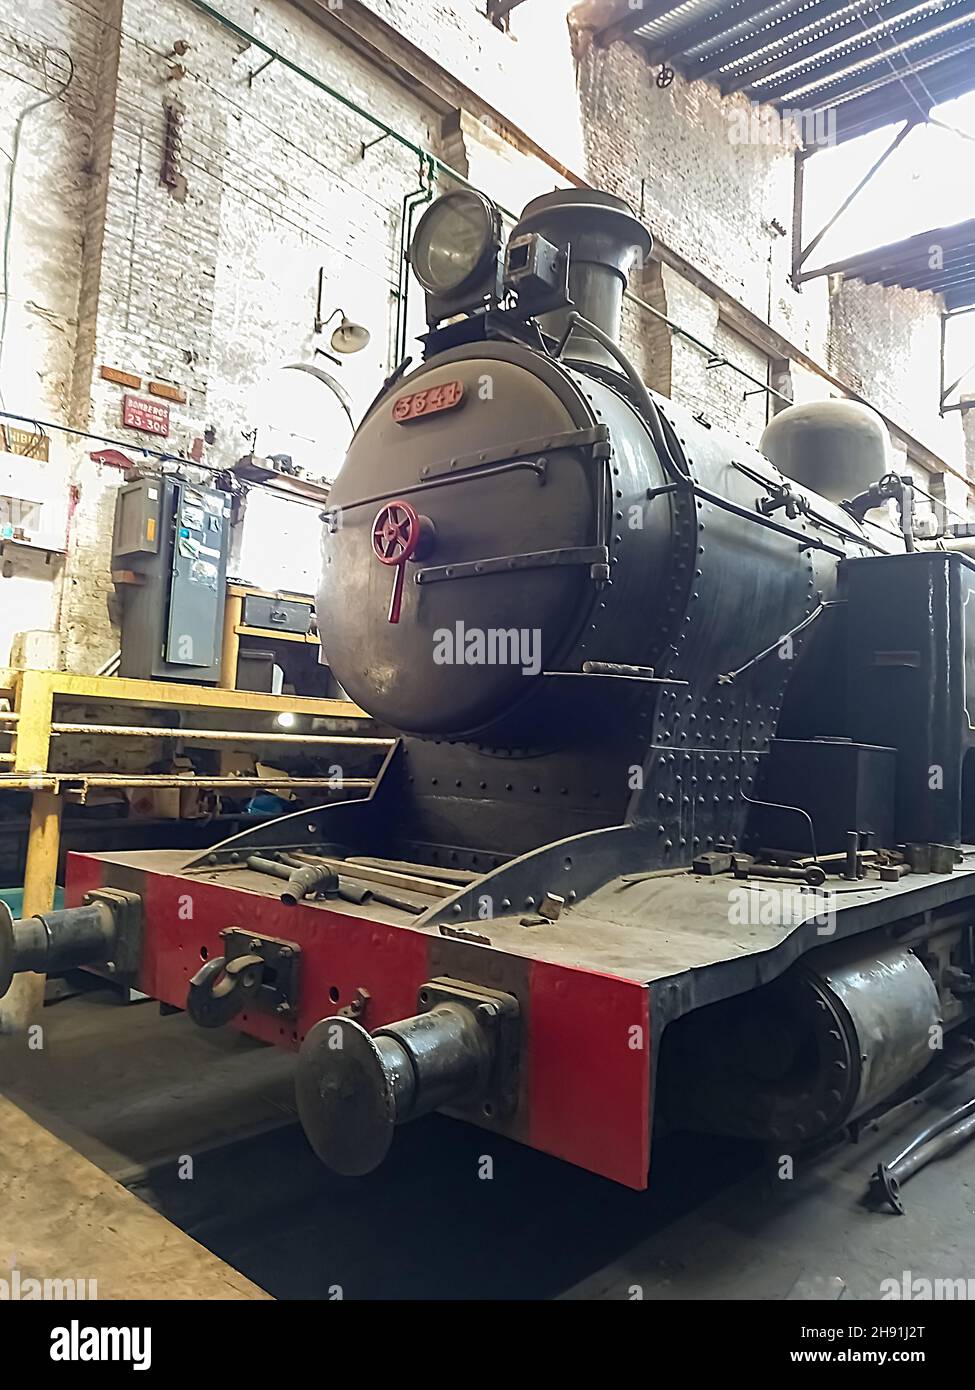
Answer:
(28, 844, 975, 1190)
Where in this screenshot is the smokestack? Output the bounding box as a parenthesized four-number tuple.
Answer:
(512, 188, 651, 369)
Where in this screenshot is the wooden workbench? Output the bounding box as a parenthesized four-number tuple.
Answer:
(0, 666, 375, 1033)
(219, 582, 321, 691)
(0, 1094, 270, 1299)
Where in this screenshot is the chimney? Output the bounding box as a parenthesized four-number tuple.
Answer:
(512, 188, 651, 369)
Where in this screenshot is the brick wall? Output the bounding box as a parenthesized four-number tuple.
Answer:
(574, 31, 966, 465)
(0, 0, 101, 416)
(578, 36, 788, 322)
(828, 276, 960, 465)
(0, 0, 108, 661)
(0, 0, 969, 674)
(13, 0, 449, 670)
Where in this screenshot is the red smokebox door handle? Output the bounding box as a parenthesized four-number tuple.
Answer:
(372, 500, 420, 624)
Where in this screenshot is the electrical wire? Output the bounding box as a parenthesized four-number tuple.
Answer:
(0, 406, 223, 473)
(0, 45, 75, 408)
(55, 0, 514, 215)
(856, 2, 958, 124)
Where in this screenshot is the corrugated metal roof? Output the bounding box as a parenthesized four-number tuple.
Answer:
(805, 216, 975, 307)
(596, 1, 975, 143)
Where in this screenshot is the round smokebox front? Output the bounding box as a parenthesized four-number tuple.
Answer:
(318, 350, 599, 738)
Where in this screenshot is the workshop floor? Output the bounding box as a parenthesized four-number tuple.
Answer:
(1, 981, 973, 1300)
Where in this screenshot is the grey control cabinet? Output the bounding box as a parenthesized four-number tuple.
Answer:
(112, 476, 231, 683)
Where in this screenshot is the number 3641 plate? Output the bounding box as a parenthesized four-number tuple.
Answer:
(392, 380, 465, 422)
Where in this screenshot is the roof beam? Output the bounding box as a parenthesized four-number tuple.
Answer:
(945, 286, 975, 309)
(773, 16, 975, 104)
(675, 0, 845, 79)
(794, 118, 917, 279)
(885, 271, 975, 294)
(723, 0, 946, 95)
(595, 1, 683, 49)
(812, 47, 975, 139)
(905, 262, 975, 291)
(644, 0, 793, 65)
(796, 219, 975, 282)
(876, 244, 975, 272)
(866, 256, 975, 285)
(877, 255, 975, 287)
(842, 220, 975, 265)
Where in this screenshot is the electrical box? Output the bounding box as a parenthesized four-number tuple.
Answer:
(113, 478, 162, 558)
(112, 476, 230, 683)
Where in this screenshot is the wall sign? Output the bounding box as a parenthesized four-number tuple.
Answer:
(122, 394, 170, 437)
(0, 425, 49, 460)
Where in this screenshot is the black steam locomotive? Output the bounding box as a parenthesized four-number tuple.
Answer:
(315, 186, 975, 1172)
(4, 187, 975, 1189)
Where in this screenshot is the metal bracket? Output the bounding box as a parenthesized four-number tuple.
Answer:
(221, 927, 302, 1019)
(940, 305, 975, 416)
(247, 55, 275, 87)
(792, 120, 917, 287)
(418, 977, 520, 1119)
(338, 985, 371, 1020)
(757, 481, 811, 520)
(360, 130, 391, 160)
(82, 887, 143, 979)
(419, 424, 610, 481)
(415, 544, 609, 586)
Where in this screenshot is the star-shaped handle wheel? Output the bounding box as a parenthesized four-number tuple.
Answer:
(371, 500, 421, 623)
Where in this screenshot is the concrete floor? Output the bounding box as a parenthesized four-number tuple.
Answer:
(1, 1092, 268, 1300)
(1, 979, 974, 1300)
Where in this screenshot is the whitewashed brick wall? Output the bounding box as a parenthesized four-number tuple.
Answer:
(0, 0, 968, 672)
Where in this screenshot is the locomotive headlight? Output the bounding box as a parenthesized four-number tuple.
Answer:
(410, 190, 502, 298)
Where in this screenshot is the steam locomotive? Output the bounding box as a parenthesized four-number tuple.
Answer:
(4, 187, 975, 1190)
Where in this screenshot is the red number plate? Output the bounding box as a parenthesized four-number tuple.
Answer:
(392, 380, 465, 423)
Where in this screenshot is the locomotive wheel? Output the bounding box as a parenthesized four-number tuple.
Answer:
(659, 970, 858, 1145)
(659, 945, 941, 1146)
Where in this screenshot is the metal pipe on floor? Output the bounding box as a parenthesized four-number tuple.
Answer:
(873, 1093, 975, 1213)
